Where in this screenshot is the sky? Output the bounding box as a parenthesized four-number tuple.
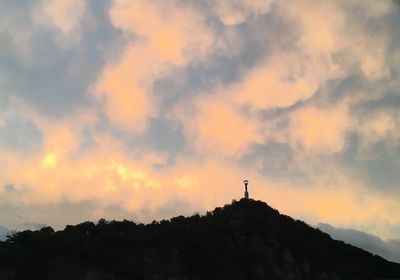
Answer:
(0, 0, 400, 244)
(318, 223, 400, 263)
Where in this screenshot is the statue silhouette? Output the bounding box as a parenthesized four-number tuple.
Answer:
(243, 180, 249, 199)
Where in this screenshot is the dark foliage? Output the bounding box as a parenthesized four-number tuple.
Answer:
(1, 199, 399, 280)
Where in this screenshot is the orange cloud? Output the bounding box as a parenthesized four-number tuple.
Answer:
(289, 104, 350, 154)
(277, 0, 390, 81)
(41, 153, 57, 169)
(269, 185, 399, 240)
(1, 125, 400, 240)
(281, 0, 344, 55)
(232, 53, 321, 110)
(109, 0, 213, 63)
(94, 46, 155, 132)
(169, 158, 400, 240)
(175, 95, 262, 156)
(94, 0, 214, 131)
(1, 0, 398, 241)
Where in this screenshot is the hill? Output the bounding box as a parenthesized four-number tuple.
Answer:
(1, 199, 399, 280)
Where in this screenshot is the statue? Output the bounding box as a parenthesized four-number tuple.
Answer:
(243, 179, 249, 199)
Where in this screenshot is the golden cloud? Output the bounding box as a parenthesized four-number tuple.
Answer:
(289, 104, 350, 154)
(232, 53, 321, 110)
(94, 0, 214, 131)
(178, 95, 262, 156)
(1, 0, 399, 240)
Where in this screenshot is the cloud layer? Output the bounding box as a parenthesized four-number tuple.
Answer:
(0, 225, 9, 241)
(0, 0, 400, 241)
(318, 223, 400, 263)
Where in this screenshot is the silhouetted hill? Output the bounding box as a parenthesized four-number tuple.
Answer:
(1, 199, 400, 280)
(318, 223, 400, 263)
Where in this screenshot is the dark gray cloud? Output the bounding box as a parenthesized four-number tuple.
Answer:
(0, 0, 124, 118)
(318, 223, 400, 263)
(241, 141, 296, 178)
(355, 89, 400, 114)
(3, 184, 16, 193)
(146, 118, 186, 154)
(0, 118, 42, 152)
(337, 132, 400, 192)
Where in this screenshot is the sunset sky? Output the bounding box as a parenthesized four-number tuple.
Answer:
(1, 0, 400, 243)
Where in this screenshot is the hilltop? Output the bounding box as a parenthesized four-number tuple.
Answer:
(1, 199, 399, 279)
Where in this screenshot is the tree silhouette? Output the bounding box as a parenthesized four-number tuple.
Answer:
(0, 199, 399, 280)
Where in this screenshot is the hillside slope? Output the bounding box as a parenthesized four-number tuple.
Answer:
(1, 199, 399, 280)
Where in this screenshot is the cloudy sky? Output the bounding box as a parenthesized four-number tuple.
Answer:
(0, 0, 400, 244)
